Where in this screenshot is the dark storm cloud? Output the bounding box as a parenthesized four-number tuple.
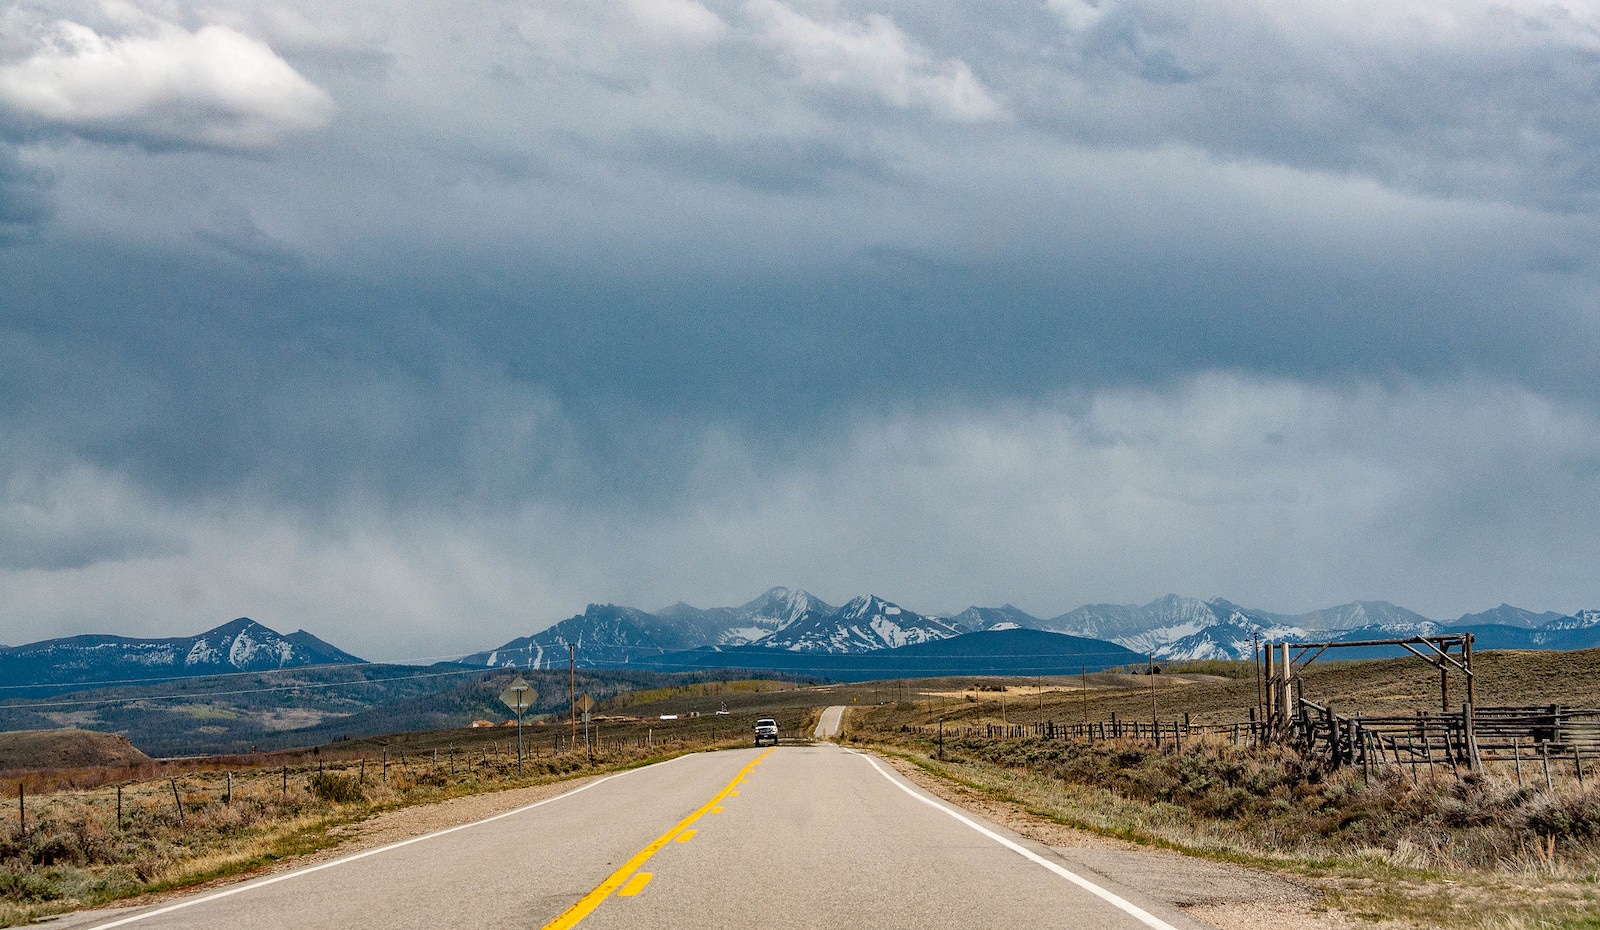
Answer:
(2, 198, 1595, 517)
(0, 148, 50, 242)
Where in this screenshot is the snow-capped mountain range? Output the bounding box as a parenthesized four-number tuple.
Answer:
(461, 588, 966, 668)
(1043, 597, 1600, 661)
(467, 589, 1600, 669)
(762, 595, 964, 653)
(0, 618, 364, 689)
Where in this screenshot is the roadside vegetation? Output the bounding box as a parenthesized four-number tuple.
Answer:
(849, 706, 1600, 929)
(0, 706, 813, 928)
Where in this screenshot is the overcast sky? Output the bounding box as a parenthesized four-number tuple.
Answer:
(2, 0, 1599, 660)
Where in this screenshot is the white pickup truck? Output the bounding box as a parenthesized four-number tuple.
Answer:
(753, 718, 779, 747)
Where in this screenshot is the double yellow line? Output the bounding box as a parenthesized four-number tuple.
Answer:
(541, 748, 774, 930)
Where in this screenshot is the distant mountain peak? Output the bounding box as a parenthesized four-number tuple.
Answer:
(0, 618, 363, 689)
(1456, 604, 1571, 630)
(947, 604, 1043, 633)
(840, 594, 894, 618)
(759, 595, 962, 653)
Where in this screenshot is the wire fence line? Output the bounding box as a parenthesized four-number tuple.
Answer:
(903, 702, 1600, 791)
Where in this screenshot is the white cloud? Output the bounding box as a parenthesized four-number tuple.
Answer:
(747, 0, 1003, 121)
(1046, 0, 1113, 34)
(0, 15, 333, 150)
(622, 0, 730, 43)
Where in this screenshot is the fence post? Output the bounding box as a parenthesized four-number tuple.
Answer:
(170, 778, 185, 824)
(282, 765, 288, 798)
(17, 783, 23, 840)
(1575, 747, 1585, 787)
(1280, 641, 1293, 737)
(1543, 742, 1553, 790)
(117, 784, 123, 830)
(1322, 704, 1336, 765)
(1513, 738, 1523, 786)
(1463, 702, 1479, 770)
(226, 771, 233, 805)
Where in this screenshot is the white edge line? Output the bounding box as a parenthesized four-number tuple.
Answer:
(846, 748, 1185, 930)
(77, 753, 698, 930)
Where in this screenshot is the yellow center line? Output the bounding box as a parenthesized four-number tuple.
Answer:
(617, 873, 652, 897)
(540, 748, 774, 930)
(675, 829, 696, 843)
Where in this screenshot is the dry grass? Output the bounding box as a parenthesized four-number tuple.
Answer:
(0, 730, 770, 927)
(854, 648, 1600, 735)
(852, 716, 1600, 929)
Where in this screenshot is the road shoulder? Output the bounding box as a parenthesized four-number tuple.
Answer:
(873, 752, 1406, 930)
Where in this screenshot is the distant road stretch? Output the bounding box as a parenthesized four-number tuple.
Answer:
(813, 704, 845, 739)
(62, 745, 1209, 930)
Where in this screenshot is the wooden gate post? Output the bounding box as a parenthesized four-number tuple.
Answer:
(1279, 642, 1293, 740)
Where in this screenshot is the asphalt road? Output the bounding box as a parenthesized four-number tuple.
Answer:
(62, 744, 1212, 930)
(813, 704, 844, 739)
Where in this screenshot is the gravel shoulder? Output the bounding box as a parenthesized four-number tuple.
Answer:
(876, 754, 1408, 930)
(310, 775, 603, 856)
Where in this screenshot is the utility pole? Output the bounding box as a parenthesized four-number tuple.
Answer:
(569, 643, 577, 748)
(1081, 666, 1088, 725)
(1149, 654, 1157, 729)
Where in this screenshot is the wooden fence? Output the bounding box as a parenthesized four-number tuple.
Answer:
(906, 702, 1600, 785)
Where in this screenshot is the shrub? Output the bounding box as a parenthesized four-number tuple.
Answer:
(307, 774, 363, 804)
(28, 834, 84, 868)
(1522, 787, 1600, 840)
(0, 867, 65, 902)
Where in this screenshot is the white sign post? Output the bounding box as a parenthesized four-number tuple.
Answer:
(500, 677, 537, 775)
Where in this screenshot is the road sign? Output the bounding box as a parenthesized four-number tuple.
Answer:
(500, 677, 537, 714)
(576, 693, 594, 713)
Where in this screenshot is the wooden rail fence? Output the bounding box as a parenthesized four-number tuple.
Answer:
(907, 702, 1600, 787)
